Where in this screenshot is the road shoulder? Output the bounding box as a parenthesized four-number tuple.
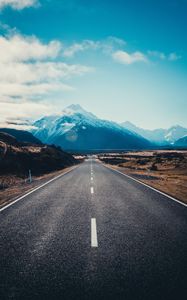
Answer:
(102, 163, 187, 207)
(0, 165, 79, 211)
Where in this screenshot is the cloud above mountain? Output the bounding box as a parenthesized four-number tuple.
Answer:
(0, 34, 61, 62)
(0, 33, 92, 93)
(62, 37, 181, 66)
(0, 100, 54, 130)
(63, 36, 126, 58)
(0, 0, 39, 10)
(112, 50, 148, 65)
(0, 33, 93, 127)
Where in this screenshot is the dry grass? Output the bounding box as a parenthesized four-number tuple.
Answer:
(0, 165, 77, 209)
(99, 150, 187, 204)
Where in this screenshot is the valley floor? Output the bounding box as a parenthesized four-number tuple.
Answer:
(99, 150, 187, 204)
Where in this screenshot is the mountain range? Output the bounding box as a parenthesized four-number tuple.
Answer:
(121, 121, 187, 145)
(1, 104, 187, 151)
(0, 128, 41, 144)
(32, 104, 153, 151)
(175, 136, 187, 147)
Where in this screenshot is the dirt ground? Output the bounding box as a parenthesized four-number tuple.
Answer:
(99, 150, 187, 204)
(0, 165, 77, 209)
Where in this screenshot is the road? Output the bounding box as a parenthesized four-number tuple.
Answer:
(0, 158, 187, 300)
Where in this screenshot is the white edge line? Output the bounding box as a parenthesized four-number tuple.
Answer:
(91, 218, 98, 247)
(104, 164, 187, 207)
(0, 166, 78, 212)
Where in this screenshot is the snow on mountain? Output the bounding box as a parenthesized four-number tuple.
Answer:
(164, 126, 187, 143)
(121, 122, 187, 145)
(33, 104, 132, 140)
(32, 105, 152, 150)
(61, 104, 97, 120)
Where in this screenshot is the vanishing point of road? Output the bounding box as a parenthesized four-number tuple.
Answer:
(0, 158, 187, 300)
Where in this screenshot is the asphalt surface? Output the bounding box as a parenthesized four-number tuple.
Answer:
(0, 158, 187, 300)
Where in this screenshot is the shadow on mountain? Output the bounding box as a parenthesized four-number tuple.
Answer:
(52, 125, 153, 151)
(0, 131, 77, 177)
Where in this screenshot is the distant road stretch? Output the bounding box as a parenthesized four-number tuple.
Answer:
(0, 158, 187, 300)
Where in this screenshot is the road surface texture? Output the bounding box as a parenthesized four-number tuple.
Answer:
(0, 158, 187, 300)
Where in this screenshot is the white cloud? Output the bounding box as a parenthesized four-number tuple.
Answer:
(0, 122, 37, 131)
(0, 82, 73, 98)
(63, 40, 99, 57)
(0, 34, 61, 62)
(112, 50, 148, 65)
(0, 101, 55, 128)
(0, 60, 92, 99)
(64, 38, 182, 66)
(0, 33, 93, 126)
(107, 36, 126, 47)
(0, 0, 39, 10)
(147, 51, 166, 60)
(0, 34, 92, 85)
(148, 50, 181, 61)
(63, 36, 126, 57)
(1, 117, 36, 130)
(0, 61, 92, 84)
(168, 52, 181, 61)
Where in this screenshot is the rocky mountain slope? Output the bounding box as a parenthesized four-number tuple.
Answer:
(175, 136, 187, 147)
(0, 128, 41, 144)
(0, 132, 76, 176)
(32, 104, 153, 151)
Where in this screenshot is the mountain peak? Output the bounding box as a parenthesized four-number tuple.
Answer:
(122, 121, 136, 127)
(63, 104, 97, 119)
(122, 121, 138, 131)
(66, 104, 84, 112)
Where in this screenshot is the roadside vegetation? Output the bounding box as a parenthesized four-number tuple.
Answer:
(0, 132, 80, 207)
(99, 150, 187, 204)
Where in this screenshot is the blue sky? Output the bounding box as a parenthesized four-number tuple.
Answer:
(0, 0, 187, 129)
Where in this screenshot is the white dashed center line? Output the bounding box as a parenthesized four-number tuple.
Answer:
(91, 218, 98, 247)
(91, 187, 94, 194)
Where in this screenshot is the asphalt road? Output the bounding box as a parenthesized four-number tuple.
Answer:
(0, 158, 187, 300)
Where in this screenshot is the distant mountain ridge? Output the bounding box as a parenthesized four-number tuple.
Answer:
(2, 107, 186, 150)
(0, 128, 41, 144)
(32, 104, 153, 151)
(174, 135, 187, 147)
(121, 121, 187, 145)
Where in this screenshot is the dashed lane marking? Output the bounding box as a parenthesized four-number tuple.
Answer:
(91, 218, 98, 247)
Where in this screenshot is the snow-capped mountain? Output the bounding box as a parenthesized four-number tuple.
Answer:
(32, 104, 152, 151)
(121, 121, 187, 145)
(164, 126, 187, 143)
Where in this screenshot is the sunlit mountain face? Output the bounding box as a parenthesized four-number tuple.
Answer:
(32, 104, 153, 151)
